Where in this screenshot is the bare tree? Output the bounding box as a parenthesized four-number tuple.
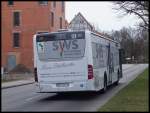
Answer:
(110, 26, 148, 63)
(113, 1, 149, 29)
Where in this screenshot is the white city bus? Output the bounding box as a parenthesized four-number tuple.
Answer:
(33, 30, 123, 93)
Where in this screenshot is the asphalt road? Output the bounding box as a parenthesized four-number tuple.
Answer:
(2, 64, 148, 111)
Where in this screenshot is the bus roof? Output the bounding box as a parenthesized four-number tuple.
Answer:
(35, 30, 119, 44)
(91, 32, 119, 44)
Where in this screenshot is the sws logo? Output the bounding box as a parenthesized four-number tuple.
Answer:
(52, 40, 78, 57)
(38, 42, 44, 52)
(39, 43, 44, 50)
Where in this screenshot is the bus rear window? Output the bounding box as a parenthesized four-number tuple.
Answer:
(36, 31, 85, 61)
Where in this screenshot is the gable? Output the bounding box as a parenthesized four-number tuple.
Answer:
(69, 13, 93, 31)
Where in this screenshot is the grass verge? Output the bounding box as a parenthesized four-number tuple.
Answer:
(98, 68, 149, 112)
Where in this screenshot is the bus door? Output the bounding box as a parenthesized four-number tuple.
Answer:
(107, 43, 114, 84)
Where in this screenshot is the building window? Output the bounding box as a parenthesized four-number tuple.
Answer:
(53, 1, 56, 8)
(13, 32, 20, 47)
(13, 11, 20, 26)
(51, 12, 54, 27)
(8, 1, 14, 5)
(60, 17, 62, 29)
(62, 1, 65, 12)
(39, 1, 48, 5)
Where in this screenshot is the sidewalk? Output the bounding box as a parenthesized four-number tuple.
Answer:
(2, 77, 35, 89)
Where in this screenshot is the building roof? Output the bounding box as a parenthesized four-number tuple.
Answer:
(69, 12, 94, 30)
(69, 12, 113, 40)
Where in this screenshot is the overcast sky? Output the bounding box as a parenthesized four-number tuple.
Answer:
(66, 2, 140, 32)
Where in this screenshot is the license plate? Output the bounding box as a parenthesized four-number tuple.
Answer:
(56, 83, 69, 87)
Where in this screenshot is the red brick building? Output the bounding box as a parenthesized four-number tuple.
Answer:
(2, 1, 66, 72)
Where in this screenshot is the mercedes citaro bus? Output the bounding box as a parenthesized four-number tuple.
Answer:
(33, 30, 123, 93)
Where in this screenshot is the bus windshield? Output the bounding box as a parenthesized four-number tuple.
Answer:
(36, 31, 85, 61)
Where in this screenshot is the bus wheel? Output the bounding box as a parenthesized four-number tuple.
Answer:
(102, 75, 107, 93)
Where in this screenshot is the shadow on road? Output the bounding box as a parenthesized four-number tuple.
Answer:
(38, 83, 123, 102)
(38, 92, 101, 102)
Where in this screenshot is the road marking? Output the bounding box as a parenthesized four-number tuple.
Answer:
(25, 93, 56, 102)
(25, 95, 43, 101)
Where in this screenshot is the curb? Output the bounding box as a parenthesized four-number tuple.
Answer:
(2, 81, 35, 89)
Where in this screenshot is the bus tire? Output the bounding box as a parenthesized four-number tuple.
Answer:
(102, 74, 107, 93)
